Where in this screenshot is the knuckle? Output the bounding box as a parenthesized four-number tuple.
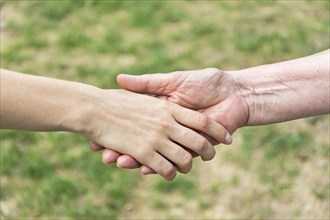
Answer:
(197, 114, 209, 129)
(147, 136, 158, 147)
(159, 121, 173, 131)
(194, 136, 209, 153)
(136, 146, 154, 161)
(182, 153, 192, 167)
(147, 135, 164, 149)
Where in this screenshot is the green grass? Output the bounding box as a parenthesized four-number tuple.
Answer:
(224, 125, 314, 200)
(155, 175, 196, 198)
(1, 0, 329, 219)
(0, 131, 139, 218)
(241, 125, 312, 161)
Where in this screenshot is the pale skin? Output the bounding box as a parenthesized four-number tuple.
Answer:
(96, 49, 330, 174)
(0, 69, 232, 180)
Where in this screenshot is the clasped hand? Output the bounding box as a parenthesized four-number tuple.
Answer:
(2, 50, 327, 181)
(91, 68, 248, 179)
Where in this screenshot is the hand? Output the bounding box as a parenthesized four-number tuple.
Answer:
(93, 68, 248, 174)
(86, 89, 231, 180)
(116, 68, 249, 133)
(98, 50, 330, 173)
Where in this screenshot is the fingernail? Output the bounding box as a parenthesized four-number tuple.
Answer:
(225, 133, 233, 144)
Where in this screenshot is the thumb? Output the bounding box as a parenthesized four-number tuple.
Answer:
(116, 73, 175, 95)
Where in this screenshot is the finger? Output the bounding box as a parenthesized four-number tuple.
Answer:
(90, 141, 105, 151)
(171, 105, 232, 145)
(102, 149, 122, 164)
(140, 165, 156, 175)
(199, 132, 219, 146)
(184, 147, 199, 157)
(156, 140, 193, 174)
(169, 124, 216, 161)
(117, 73, 179, 95)
(117, 155, 141, 169)
(138, 151, 177, 181)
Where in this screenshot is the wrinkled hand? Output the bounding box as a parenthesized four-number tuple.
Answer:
(93, 68, 248, 174)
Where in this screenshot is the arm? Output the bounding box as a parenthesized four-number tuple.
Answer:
(100, 49, 329, 173)
(228, 49, 330, 125)
(0, 69, 95, 132)
(0, 69, 231, 180)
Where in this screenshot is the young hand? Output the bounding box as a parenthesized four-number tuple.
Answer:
(86, 89, 231, 180)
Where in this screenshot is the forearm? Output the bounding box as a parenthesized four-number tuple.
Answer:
(228, 49, 330, 125)
(0, 69, 97, 132)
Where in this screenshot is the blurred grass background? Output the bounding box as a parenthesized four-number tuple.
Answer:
(0, 0, 329, 219)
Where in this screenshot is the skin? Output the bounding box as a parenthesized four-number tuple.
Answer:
(0, 69, 232, 180)
(95, 49, 330, 174)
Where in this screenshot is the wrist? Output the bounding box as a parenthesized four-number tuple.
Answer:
(61, 82, 102, 135)
(226, 62, 326, 125)
(226, 51, 330, 126)
(226, 66, 274, 126)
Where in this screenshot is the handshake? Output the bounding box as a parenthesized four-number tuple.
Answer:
(1, 50, 328, 180)
(87, 48, 329, 181)
(89, 68, 247, 180)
